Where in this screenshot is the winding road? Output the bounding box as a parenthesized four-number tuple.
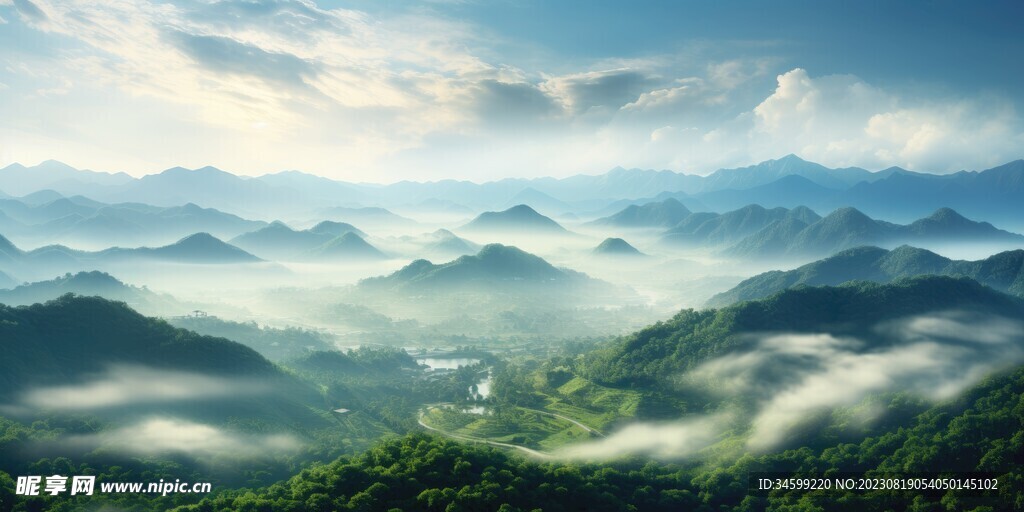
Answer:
(417, 404, 605, 458)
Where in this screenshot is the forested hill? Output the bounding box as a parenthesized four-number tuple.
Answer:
(581, 275, 1024, 387)
(708, 245, 1024, 306)
(172, 364, 1024, 512)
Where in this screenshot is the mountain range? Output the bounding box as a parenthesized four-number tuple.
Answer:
(707, 245, 1024, 306)
(230, 221, 367, 260)
(0, 232, 261, 279)
(639, 202, 1022, 259)
(0, 271, 186, 316)
(8, 155, 1024, 228)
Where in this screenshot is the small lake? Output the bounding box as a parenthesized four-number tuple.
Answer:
(416, 357, 481, 370)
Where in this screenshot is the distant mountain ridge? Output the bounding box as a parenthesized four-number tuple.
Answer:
(0, 271, 185, 315)
(6, 156, 1024, 227)
(708, 245, 1024, 306)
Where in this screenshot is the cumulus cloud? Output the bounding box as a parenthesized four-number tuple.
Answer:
(561, 311, 1024, 460)
(67, 417, 301, 458)
(11, 364, 268, 412)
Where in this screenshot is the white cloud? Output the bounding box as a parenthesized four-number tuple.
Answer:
(13, 365, 268, 411)
(561, 311, 1024, 460)
(68, 417, 301, 458)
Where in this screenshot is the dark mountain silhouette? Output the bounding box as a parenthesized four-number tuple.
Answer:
(708, 245, 1024, 306)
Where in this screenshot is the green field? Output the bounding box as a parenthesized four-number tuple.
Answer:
(421, 405, 595, 452)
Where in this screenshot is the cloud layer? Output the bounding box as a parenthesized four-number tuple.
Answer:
(560, 311, 1024, 460)
(0, 1, 1021, 179)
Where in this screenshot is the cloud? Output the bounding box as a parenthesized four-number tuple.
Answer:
(11, 365, 268, 412)
(12, 0, 46, 22)
(542, 69, 659, 117)
(165, 30, 319, 90)
(67, 417, 301, 458)
(558, 414, 729, 460)
(561, 311, 1024, 460)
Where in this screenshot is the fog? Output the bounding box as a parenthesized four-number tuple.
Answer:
(66, 417, 301, 458)
(559, 311, 1024, 460)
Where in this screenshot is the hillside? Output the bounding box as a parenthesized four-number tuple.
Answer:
(304, 232, 388, 261)
(230, 221, 340, 260)
(0, 271, 185, 316)
(362, 244, 590, 290)
(459, 204, 568, 234)
(662, 204, 816, 246)
(591, 198, 691, 228)
(593, 237, 644, 257)
(585, 276, 1024, 387)
(709, 246, 1024, 306)
(723, 206, 1023, 259)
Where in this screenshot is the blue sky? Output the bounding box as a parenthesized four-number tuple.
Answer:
(0, 0, 1022, 181)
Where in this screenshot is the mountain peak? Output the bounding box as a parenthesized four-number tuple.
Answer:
(593, 237, 643, 256)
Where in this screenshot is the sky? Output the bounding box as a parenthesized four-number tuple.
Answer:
(0, 0, 1022, 182)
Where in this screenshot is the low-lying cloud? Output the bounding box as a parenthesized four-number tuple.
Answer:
(12, 364, 268, 412)
(67, 417, 301, 458)
(562, 311, 1024, 460)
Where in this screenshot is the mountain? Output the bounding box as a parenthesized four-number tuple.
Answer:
(0, 271, 185, 315)
(304, 232, 388, 261)
(593, 237, 645, 257)
(904, 207, 1018, 240)
(421, 229, 480, 257)
(503, 187, 572, 215)
(230, 221, 338, 260)
(708, 245, 1024, 306)
(308, 220, 366, 238)
(361, 244, 592, 290)
(697, 154, 883, 193)
(459, 204, 568, 235)
(318, 206, 418, 230)
(586, 275, 1024, 386)
(725, 207, 1024, 259)
(108, 232, 262, 263)
(0, 160, 133, 196)
(662, 204, 816, 246)
(694, 174, 840, 212)
(591, 198, 691, 228)
(256, 170, 365, 204)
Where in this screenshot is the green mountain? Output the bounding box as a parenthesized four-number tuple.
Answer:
(361, 243, 591, 290)
(592, 198, 691, 228)
(593, 237, 644, 256)
(724, 207, 1023, 259)
(167, 315, 336, 362)
(106, 232, 262, 263)
(709, 245, 1024, 306)
(586, 276, 1023, 387)
(662, 204, 819, 246)
(0, 271, 185, 316)
(304, 232, 387, 261)
(459, 204, 568, 234)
